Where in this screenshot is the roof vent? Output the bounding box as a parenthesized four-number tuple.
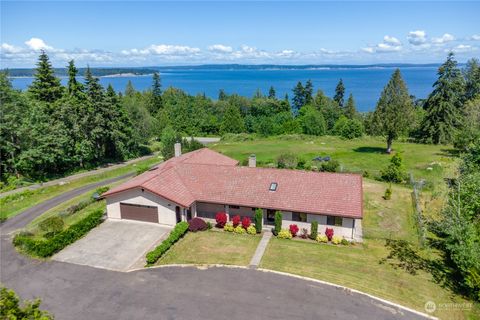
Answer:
(269, 182, 278, 191)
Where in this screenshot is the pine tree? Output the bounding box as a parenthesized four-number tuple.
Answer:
(268, 86, 276, 99)
(464, 58, 480, 101)
(218, 89, 227, 101)
(28, 50, 63, 103)
(151, 72, 163, 111)
(334, 79, 345, 108)
(292, 81, 305, 114)
(420, 53, 465, 144)
(125, 80, 136, 97)
(66, 60, 83, 96)
(304, 79, 313, 105)
(344, 93, 356, 119)
(372, 69, 414, 153)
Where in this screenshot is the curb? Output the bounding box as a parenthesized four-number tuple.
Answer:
(129, 263, 437, 319)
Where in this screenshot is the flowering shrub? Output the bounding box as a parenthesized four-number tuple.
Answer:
(247, 225, 257, 235)
(331, 236, 341, 245)
(242, 216, 251, 229)
(316, 235, 328, 243)
(215, 212, 227, 228)
(232, 215, 241, 227)
(234, 225, 246, 234)
(300, 228, 309, 239)
(277, 229, 292, 239)
(224, 223, 234, 232)
(325, 228, 334, 241)
(289, 224, 299, 237)
(188, 217, 208, 232)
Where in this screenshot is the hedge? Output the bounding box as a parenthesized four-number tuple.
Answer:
(13, 209, 104, 258)
(145, 221, 189, 265)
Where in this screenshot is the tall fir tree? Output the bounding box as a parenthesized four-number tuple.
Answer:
(333, 79, 345, 108)
(304, 79, 314, 105)
(420, 53, 465, 144)
(218, 89, 227, 101)
(464, 58, 480, 102)
(292, 81, 305, 114)
(28, 50, 63, 103)
(125, 80, 136, 97)
(66, 60, 83, 96)
(268, 86, 276, 99)
(372, 69, 414, 153)
(344, 94, 356, 119)
(150, 71, 163, 112)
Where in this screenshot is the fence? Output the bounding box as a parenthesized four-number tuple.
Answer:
(410, 173, 426, 247)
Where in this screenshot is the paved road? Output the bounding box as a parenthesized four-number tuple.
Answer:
(0, 154, 159, 199)
(0, 235, 425, 320)
(1, 173, 134, 234)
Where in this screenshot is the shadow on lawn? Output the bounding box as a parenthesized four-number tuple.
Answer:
(353, 146, 387, 154)
(379, 239, 461, 296)
(437, 148, 460, 157)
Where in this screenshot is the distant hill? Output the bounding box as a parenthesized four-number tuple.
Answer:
(2, 63, 446, 77)
(2, 67, 157, 77)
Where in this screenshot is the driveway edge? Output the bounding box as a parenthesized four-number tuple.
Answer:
(132, 263, 437, 320)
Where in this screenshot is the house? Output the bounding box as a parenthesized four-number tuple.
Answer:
(103, 144, 363, 240)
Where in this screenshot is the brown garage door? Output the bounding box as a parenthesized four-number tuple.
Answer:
(120, 203, 158, 223)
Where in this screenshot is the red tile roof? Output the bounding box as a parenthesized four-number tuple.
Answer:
(104, 148, 363, 218)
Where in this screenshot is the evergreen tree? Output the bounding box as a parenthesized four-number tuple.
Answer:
(220, 104, 245, 134)
(125, 80, 136, 97)
(334, 79, 345, 108)
(420, 53, 465, 144)
(304, 79, 314, 105)
(150, 71, 163, 112)
(268, 86, 276, 99)
(464, 58, 480, 101)
(292, 81, 305, 114)
(66, 60, 83, 96)
(372, 69, 414, 153)
(28, 50, 63, 103)
(344, 93, 356, 119)
(218, 89, 227, 101)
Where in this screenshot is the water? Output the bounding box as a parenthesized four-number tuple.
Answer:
(10, 67, 438, 112)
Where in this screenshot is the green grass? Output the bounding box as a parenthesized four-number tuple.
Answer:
(211, 135, 457, 188)
(157, 230, 261, 266)
(0, 155, 162, 221)
(259, 238, 479, 319)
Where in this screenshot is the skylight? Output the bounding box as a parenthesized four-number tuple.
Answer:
(269, 182, 278, 191)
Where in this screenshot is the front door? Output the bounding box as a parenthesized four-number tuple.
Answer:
(265, 209, 276, 225)
(175, 206, 182, 223)
(186, 209, 192, 221)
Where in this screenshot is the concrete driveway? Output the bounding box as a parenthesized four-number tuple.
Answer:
(52, 219, 170, 271)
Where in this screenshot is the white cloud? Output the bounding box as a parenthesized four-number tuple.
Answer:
(451, 44, 477, 53)
(25, 37, 53, 51)
(383, 35, 401, 46)
(407, 30, 427, 45)
(1, 43, 23, 54)
(470, 34, 480, 41)
(432, 33, 455, 44)
(208, 44, 233, 53)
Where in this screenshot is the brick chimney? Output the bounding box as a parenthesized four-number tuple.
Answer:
(248, 154, 256, 168)
(174, 143, 182, 157)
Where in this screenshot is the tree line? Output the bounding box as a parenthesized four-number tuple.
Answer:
(1, 51, 479, 187)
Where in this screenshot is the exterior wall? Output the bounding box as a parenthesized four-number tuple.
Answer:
(228, 206, 255, 219)
(280, 212, 359, 240)
(106, 188, 179, 226)
(196, 202, 225, 219)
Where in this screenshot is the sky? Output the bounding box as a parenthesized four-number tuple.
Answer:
(1, 1, 479, 67)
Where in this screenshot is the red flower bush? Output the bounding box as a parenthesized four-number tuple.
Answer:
(325, 228, 334, 241)
(215, 212, 227, 228)
(232, 215, 241, 227)
(300, 228, 308, 239)
(289, 224, 299, 237)
(242, 217, 251, 229)
(188, 217, 208, 232)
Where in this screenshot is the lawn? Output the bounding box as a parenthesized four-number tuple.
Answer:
(211, 135, 457, 189)
(259, 238, 479, 319)
(157, 230, 261, 266)
(0, 155, 162, 221)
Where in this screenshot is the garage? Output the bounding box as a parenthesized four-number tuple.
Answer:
(120, 203, 158, 223)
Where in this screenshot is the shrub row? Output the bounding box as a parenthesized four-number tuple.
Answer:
(145, 221, 189, 265)
(13, 209, 104, 257)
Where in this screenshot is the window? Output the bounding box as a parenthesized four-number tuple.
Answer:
(327, 216, 343, 226)
(269, 182, 278, 191)
(229, 205, 240, 209)
(292, 212, 307, 222)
